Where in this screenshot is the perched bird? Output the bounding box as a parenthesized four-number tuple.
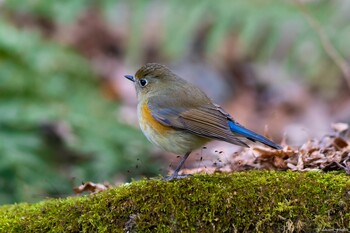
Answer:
(125, 63, 282, 180)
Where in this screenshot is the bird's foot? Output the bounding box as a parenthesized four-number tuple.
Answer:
(162, 173, 192, 181)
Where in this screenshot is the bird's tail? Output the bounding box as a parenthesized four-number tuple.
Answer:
(228, 121, 282, 150)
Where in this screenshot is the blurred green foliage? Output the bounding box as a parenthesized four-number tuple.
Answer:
(158, 1, 349, 95)
(3, 0, 350, 93)
(0, 20, 155, 204)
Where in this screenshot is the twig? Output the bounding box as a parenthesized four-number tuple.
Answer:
(295, 0, 350, 91)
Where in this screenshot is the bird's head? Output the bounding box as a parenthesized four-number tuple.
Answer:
(124, 63, 178, 98)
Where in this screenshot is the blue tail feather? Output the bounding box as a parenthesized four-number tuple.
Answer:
(228, 121, 282, 150)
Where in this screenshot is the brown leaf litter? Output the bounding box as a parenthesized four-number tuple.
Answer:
(181, 122, 350, 175)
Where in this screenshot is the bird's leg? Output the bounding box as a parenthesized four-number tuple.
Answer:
(164, 151, 192, 181)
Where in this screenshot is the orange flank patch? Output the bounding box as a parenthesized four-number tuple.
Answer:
(140, 102, 172, 135)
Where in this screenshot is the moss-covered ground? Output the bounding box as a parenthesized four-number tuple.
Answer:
(0, 171, 349, 232)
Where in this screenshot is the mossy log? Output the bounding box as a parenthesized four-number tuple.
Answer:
(0, 171, 349, 232)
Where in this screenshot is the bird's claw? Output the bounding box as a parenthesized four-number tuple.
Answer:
(162, 174, 192, 181)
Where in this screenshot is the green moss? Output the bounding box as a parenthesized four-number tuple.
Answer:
(0, 171, 349, 232)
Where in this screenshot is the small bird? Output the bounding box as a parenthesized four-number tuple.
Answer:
(125, 63, 282, 180)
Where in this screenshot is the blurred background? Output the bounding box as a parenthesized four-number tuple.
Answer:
(1, 0, 350, 204)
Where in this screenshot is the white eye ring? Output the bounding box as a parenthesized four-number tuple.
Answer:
(139, 79, 148, 87)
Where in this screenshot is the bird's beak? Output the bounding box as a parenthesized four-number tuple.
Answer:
(124, 75, 135, 82)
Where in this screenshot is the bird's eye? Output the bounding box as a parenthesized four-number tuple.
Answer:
(139, 79, 148, 87)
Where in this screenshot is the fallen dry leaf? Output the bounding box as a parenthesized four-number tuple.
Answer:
(331, 122, 349, 134)
(74, 182, 111, 194)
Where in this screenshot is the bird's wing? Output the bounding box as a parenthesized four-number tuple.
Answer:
(148, 97, 249, 147)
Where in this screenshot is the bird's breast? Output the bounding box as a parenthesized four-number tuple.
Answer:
(138, 100, 171, 135)
(137, 100, 209, 154)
